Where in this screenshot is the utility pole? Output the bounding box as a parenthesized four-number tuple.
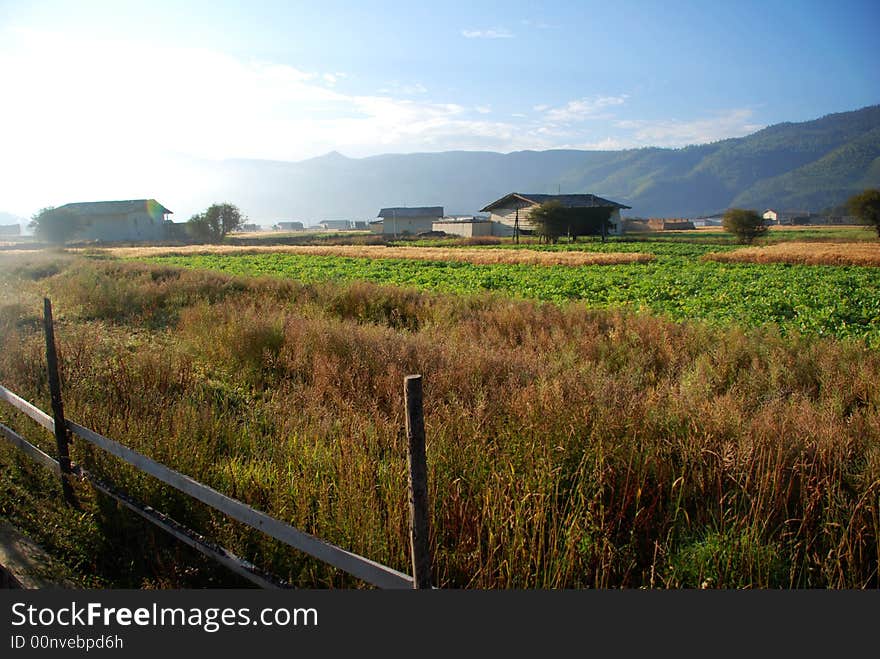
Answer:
(514, 205, 520, 245)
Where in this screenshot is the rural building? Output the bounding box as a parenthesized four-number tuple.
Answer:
(480, 193, 631, 237)
(319, 220, 355, 231)
(0, 223, 21, 236)
(52, 199, 172, 242)
(377, 207, 444, 236)
(432, 215, 493, 237)
(763, 209, 812, 225)
(275, 221, 304, 231)
(626, 218, 696, 231)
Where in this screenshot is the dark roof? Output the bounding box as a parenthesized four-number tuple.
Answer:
(377, 206, 444, 218)
(480, 193, 630, 212)
(55, 199, 173, 216)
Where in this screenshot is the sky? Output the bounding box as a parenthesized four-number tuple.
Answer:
(1, 0, 878, 219)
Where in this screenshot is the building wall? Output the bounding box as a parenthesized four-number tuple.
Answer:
(381, 216, 435, 235)
(75, 211, 165, 242)
(432, 221, 493, 237)
(488, 205, 537, 232)
(608, 209, 623, 235)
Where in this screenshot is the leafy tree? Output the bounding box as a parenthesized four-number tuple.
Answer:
(722, 208, 767, 244)
(187, 203, 245, 243)
(528, 201, 566, 244)
(29, 206, 83, 244)
(529, 201, 614, 244)
(846, 188, 880, 238)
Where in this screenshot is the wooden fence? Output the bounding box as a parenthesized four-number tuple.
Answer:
(0, 299, 433, 589)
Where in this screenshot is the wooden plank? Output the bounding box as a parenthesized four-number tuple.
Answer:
(73, 466, 285, 590)
(42, 298, 76, 505)
(68, 421, 414, 589)
(0, 420, 283, 588)
(0, 385, 55, 432)
(405, 375, 432, 589)
(0, 422, 61, 475)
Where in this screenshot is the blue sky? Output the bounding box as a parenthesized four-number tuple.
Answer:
(1, 0, 878, 215)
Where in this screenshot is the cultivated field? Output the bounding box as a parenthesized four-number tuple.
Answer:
(134, 240, 880, 345)
(91, 244, 655, 267)
(0, 236, 878, 589)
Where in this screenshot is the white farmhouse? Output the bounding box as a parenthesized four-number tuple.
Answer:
(53, 199, 172, 242)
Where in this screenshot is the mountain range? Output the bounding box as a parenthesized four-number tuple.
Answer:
(196, 105, 880, 222)
(4, 105, 879, 225)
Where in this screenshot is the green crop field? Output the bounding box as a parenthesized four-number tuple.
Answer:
(142, 240, 880, 345)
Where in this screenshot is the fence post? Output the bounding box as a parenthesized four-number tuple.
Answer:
(404, 375, 432, 589)
(43, 298, 76, 506)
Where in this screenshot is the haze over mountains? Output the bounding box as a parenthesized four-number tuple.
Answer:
(3, 105, 879, 227)
(200, 105, 880, 223)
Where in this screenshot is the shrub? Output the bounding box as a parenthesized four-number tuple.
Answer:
(847, 188, 880, 238)
(723, 208, 768, 244)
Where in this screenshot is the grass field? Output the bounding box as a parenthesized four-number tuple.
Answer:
(0, 249, 879, 589)
(133, 242, 880, 345)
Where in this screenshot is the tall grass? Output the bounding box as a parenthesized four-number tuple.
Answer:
(705, 242, 880, 267)
(0, 253, 878, 588)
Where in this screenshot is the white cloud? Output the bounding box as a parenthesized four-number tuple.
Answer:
(0, 28, 767, 215)
(613, 109, 764, 147)
(461, 27, 514, 39)
(543, 96, 628, 123)
(377, 81, 428, 95)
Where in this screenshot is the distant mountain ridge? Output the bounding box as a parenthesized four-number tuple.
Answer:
(183, 104, 880, 221)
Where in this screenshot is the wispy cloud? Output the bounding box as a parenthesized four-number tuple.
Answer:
(461, 27, 514, 39)
(377, 81, 428, 95)
(0, 28, 768, 215)
(543, 96, 628, 123)
(613, 109, 764, 147)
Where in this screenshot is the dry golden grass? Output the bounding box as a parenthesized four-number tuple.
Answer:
(1, 255, 879, 588)
(86, 244, 654, 266)
(704, 241, 880, 267)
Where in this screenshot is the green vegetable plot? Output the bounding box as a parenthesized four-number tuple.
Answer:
(142, 247, 880, 344)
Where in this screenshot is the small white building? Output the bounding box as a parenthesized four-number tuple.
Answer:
(763, 209, 812, 225)
(480, 193, 631, 237)
(432, 215, 493, 237)
(275, 221, 304, 231)
(377, 206, 444, 236)
(53, 199, 172, 242)
(319, 219, 355, 231)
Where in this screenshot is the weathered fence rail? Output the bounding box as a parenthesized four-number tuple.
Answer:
(0, 299, 433, 589)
